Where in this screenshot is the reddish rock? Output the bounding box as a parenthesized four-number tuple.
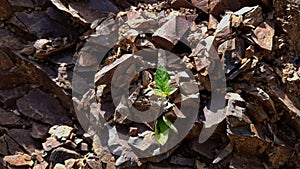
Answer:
(0, 136, 8, 155)
(31, 122, 50, 139)
(42, 137, 62, 151)
(209, 0, 264, 16)
(49, 147, 80, 167)
(0, 85, 33, 109)
(0, 108, 21, 127)
(4, 134, 24, 154)
(191, 0, 208, 13)
(7, 129, 42, 153)
(215, 15, 232, 43)
(48, 125, 74, 140)
(208, 14, 218, 30)
(16, 88, 72, 125)
(0, 29, 25, 50)
(252, 20, 275, 51)
(86, 159, 103, 169)
(3, 153, 34, 167)
(0, 48, 15, 71)
(170, 155, 194, 167)
(7, 0, 34, 9)
(0, 0, 12, 20)
(153, 15, 196, 50)
(51, 0, 119, 24)
(169, 0, 195, 9)
(13, 11, 77, 38)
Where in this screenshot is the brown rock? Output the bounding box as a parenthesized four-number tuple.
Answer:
(169, 0, 195, 9)
(0, 136, 8, 155)
(77, 50, 99, 67)
(31, 122, 50, 139)
(49, 147, 80, 167)
(209, 0, 263, 16)
(0, 29, 24, 50)
(0, 48, 15, 71)
(153, 15, 195, 50)
(231, 15, 243, 28)
(218, 38, 245, 74)
(86, 159, 103, 169)
(4, 134, 24, 154)
(0, 0, 12, 20)
(95, 54, 133, 86)
(7, 129, 42, 153)
(190, 138, 216, 159)
(0, 108, 21, 127)
(63, 0, 119, 23)
(229, 156, 265, 169)
(16, 88, 72, 125)
(268, 146, 293, 168)
(106, 162, 116, 169)
(170, 155, 194, 167)
(251, 20, 275, 51)
(42, 137, 62, 151)
(20, 46, 36, 56)
(0, 86, 31, 107)
(48, 125, 74, 140)
(195, 160, 206, 169)
(228, 135, 269, 156)
(208, 14, 218, 30)
(92, 135, 114, 163)
(209, 0, 226, 16)
(54, 163, 66, 169)
(126, 10, 157, 29)
(129, 127, 138, 137)
(234, 6, 263, 28)
(215, 15, 232, 43)
(13, 11, 77, 38)
(33, 161, 49, 169)
(3, 153, 34, 167)
(191, 0, 208, 13)
(80, 143, 89, 152)
(34, 39, 51, 50)
(7, 0, 34, 9)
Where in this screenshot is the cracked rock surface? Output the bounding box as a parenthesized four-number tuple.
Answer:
(0, 0, 300, 169)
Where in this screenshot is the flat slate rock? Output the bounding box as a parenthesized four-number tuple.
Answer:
(17, 88, 72, 125)
(7, 129, 42, 153)
(13, 11, 77, 38)
(0, 108, 21, 127)
(0, 0, 12, 20)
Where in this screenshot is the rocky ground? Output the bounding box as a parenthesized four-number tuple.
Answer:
(0, 0, 300, 168)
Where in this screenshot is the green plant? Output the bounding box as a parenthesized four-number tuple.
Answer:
(153, 66, 178, 145)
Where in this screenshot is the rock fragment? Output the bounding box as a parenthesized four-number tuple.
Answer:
(251, 20, 275, 51)
(3, 153, 34, 167)
(16, 88, 72, 125)
(7, 0, 34, 9)
(48, 125, 74, 140)
(191, 0, 208, 13)
(0, 0, 12, 20)
(153, 15, 195, 50)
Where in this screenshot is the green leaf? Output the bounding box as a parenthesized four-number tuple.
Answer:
(155, 116, 178, 145)
(153, 89, 167, 97)
(164, 87, 176, 96)
(153, 66, 178, 145)
(155, 66, 171, 91)
(156, 128, 169, 145)
(162, 116, 178, 134)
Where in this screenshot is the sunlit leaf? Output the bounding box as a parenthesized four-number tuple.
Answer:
(162, 116, 178, 134)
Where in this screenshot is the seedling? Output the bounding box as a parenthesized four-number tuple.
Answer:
(153, 66, 178, 145)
